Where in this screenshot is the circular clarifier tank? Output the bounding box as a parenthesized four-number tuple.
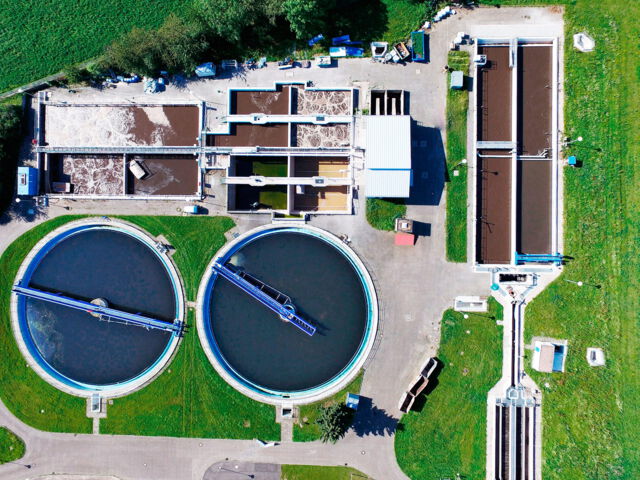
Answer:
(197, 225, 378, 404)
(11, 220, 184, 397)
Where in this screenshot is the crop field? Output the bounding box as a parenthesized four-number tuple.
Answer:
(0, 0, 185, 92)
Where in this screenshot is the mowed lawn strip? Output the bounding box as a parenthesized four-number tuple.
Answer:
(395, 300, 503, 479)
(0, 0, 184, 92)
(445, 50, 470, 263)
(0, 215, 91, 433)
(281, 464, 370, 480)
(293, 372, 363, 442)
(0, 427, 26, 464)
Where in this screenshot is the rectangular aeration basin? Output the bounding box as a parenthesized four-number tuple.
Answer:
(231, 87, 290, 115)
(44, 104, 200, 147)
(476, 46, 512, 142)
(476, 151, 512, 264)
(517, 45, 553, 155)
(517, 159, 552, 254)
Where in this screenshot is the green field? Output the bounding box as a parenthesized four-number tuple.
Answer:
(444, 51, 470, 263)
(365, 198, 407, 231)
(395, 300, 503, 479)
(521, 1, 640, 478)
(293, 372, 363, 442)
(281, 464, 370, 480)
(0, 0, 185, 92)
(0, 216, 279, 440)
(0, 427, 25, 464)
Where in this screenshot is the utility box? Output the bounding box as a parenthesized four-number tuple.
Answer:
(450, 71, 464, 90)
(17, 167, 39, 196)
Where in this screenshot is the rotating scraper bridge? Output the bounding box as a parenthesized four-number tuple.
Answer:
(12, 260, 315, 347)
(212, 262, 316, 336)
(13, 284, 183, 334)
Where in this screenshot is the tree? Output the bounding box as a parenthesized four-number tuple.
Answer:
(282, 0, 326, 39)
(103, 15, 209, 77)
(0, 105, 22, 213)
(63, 64, 92, 85)
(193, 0, 260, 42)
(103, 27, 162, 77)
(316, 403, 352, 443)
(157, 14, 209, 74)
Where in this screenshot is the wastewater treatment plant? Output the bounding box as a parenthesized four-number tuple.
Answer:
(0, 3, 636, 480)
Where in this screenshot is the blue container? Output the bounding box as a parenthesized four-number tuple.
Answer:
(17, 167, 38, 196)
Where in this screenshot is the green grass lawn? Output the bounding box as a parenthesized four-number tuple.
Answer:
(281, 464, 370, 480)
(381, 0, 427, 45)
(520, 1, 640, 478)
(0, 0, 185, 92)
(395, 299, 503, 479)
(445, 51, 470, 263)
(365, 198, 407, 231)
(0, 427, 26, 464)
(0, 216, 92, 433)
(293, 372, 363, 442)
(0, 215, 279, 440)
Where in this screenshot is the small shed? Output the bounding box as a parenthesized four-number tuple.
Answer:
(450, 71, 464, 90)
(17, 167, 38, 196)
(532, 340, 567, 373)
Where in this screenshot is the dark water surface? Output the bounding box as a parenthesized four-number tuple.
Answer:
(208, 232, 368, 392)
(25, 229, 175, 386)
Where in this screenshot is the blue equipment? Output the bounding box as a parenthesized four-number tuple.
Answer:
(515, 253, 563, 265)
(212, 262, 316, 336)
(12, 285, 182, 333)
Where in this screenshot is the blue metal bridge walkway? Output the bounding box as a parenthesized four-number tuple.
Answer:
(212, 263, 316, 336)
(12, 285, 181, 334)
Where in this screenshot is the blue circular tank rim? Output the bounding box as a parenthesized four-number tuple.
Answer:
(202, 226, 375, 399)
(16, 224, 182, 392)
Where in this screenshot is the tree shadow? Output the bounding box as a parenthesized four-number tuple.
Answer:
(350, 396, 400, 437)
(0, 199, 49, 226)
(407, 125, 445, 206)
(324, 0, 389, 44)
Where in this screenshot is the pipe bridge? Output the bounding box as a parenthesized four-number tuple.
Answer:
(13, 285, 181, 333)
(212, 262, 316, 336)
